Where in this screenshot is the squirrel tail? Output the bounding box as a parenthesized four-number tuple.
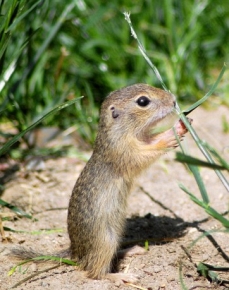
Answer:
(10, 246, 70, 261)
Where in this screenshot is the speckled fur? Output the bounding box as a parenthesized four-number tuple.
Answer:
(67, 83, 186, 279)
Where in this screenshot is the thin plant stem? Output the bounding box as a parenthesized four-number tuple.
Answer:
(123, 12, 168, 92)
(124, 12, 229, 192)
(177, 110, 229, 192)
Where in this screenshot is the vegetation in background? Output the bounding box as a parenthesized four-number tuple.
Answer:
(0, 0, 229, 151)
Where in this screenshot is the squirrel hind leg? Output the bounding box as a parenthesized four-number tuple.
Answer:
(81, 230, 120, 279)
(84, 245, 117, 279)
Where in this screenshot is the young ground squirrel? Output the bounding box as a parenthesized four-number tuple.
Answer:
(67, 83, 190, 282)
(9, 83, 190, 282)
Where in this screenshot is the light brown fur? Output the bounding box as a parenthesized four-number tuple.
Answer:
(67, 83, 189, 279)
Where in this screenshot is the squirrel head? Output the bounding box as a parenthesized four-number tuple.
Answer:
(93, 83, 189, 178)
(97, 83, 177, 145)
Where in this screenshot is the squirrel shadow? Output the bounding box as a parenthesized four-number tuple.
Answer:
(112, 214, 187, 273)
(123, 213, 186, 247)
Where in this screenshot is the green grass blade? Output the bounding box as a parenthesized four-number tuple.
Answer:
(0, 32, 10, 60)
(179, 262, 188, 290)
(31, 255, 77, 265)
(6, 0, 43, 32)
(190, 228, 229, 248)
(179, 184, 229, 228)
(177, 112, 229, 192)
(144, 240, 149, 251)
(197, 262, 228, 283)
(30, 2, 75, 71)
(8, 256, 77, 276)
(176, 152, 226, 170)
(183, 63, 227, 115)
(197, 262, 215, 279)
(175, 131, 209, 204)
(3, 227, 63, 235)
(203, 142, 229, 170)
(0, 59, 16, 92)
(0, 96, 83, 156)
(179, 184, 206, 207)
(189, 165, 209, 204)
(123, 12, 169, 92)
(199, 262, 229, 272)
(11, 2, 75, 91)
(0, 199, 32, 218)
(204, 206, 229, 228)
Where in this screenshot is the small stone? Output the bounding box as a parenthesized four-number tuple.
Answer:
(30, 263, 37, 272)
(153, 266, 162, 273)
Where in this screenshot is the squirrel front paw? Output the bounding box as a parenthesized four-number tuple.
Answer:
(151, 117, 192, 150)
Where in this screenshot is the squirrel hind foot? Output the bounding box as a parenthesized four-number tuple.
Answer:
(82, 246, 145, 281)
(82, 271, 139, 283)
(76, 250, 115, 280)
(105, 273, 139, 283)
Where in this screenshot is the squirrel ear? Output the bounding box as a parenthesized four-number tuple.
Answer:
(112, 110, 119, 119)
(110, 106, 120, 119)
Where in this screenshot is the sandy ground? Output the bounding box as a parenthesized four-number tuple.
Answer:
(0, 105, 229, 290)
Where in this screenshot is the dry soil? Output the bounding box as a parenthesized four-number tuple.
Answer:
(0, 105, 229, 290)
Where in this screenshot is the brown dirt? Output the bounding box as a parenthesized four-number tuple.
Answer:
(0, 105, 229, 290)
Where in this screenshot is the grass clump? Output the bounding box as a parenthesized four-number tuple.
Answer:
(1, 1, 229, 150)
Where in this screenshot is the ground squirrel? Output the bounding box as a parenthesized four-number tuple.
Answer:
(9, 83, 190, 283)
(67, 83, 190, 281)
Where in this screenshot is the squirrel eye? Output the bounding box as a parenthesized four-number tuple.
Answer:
(136, 96, 151, 107)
